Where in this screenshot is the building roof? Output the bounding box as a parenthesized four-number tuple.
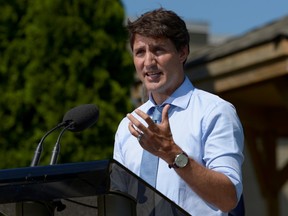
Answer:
(186, 14, 288, 66)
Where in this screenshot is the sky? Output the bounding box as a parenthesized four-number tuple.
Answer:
(121, 0, 288, 36)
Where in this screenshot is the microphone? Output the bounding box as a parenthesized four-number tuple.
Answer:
(62, 104, 99, 132)
(50, 104, 99, 165)
(31, 104, 99, 167)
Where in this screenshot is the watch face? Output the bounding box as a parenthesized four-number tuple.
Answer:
(175, 153, 188, 168)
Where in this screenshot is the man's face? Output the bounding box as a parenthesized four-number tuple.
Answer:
(132, 34, 188, 103)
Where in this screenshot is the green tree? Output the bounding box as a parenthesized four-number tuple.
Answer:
(0, 0, 134, 168)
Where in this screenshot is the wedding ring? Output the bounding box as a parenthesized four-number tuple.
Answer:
(137, 133, 143, 142)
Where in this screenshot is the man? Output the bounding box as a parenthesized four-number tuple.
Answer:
(113, 8, 244, 216)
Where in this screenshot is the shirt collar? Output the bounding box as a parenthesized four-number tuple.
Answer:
(144, 76, 194, 112)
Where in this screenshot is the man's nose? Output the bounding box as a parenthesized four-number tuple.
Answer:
(144, 52, 156, 67)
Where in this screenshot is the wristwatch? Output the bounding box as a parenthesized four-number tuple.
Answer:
(169, 152, 189, 169)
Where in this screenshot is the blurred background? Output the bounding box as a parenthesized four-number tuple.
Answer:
(0, 0, 288, 215)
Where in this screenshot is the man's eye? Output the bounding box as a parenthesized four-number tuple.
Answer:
(154, 48, 165, 55)
(135, 50, 144, 56)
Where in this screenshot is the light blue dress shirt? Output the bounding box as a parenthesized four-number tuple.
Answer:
(113, 76, 244, 216)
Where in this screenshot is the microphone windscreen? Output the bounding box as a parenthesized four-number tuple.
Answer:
(63, 104, 99, 132)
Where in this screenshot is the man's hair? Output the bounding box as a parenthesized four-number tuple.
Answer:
(127, 8, 190, 54)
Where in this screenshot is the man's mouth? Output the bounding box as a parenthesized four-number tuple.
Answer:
(145, 71, 162, 78)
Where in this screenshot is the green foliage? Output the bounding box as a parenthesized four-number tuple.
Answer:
(0, 0, 134, 168)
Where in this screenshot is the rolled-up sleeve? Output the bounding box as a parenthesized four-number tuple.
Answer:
(203, 101, 244, 200)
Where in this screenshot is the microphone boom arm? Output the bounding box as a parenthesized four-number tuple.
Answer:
(31, 122, 66, 167)
(50, 122, 74, 165)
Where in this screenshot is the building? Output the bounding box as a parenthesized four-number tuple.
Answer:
(185, 15, 288, 216)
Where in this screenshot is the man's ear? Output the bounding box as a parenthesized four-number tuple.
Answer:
(179, 45, 189, 63)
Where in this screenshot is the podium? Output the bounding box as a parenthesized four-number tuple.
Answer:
(0, 160, 190, 216)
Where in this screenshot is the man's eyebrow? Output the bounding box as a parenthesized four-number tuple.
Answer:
(149, 43, 167, 50)
(133, 46, 144, 52)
